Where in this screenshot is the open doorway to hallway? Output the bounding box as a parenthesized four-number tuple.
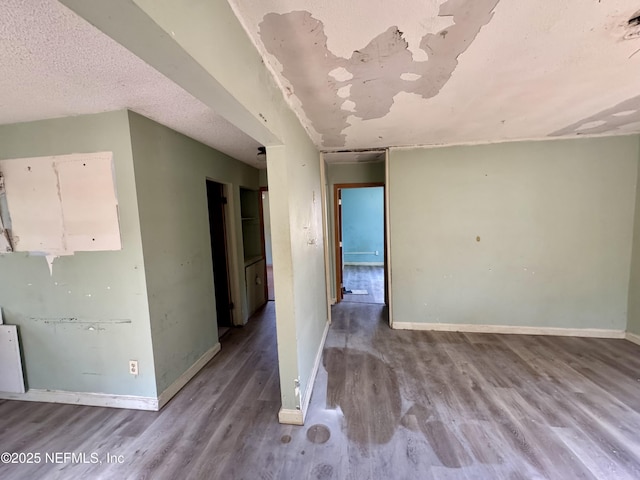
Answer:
(206, 180, 234, 339)
(335, 183, 386, 305)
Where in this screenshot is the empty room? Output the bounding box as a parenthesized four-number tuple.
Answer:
(1, 1, 640, 479)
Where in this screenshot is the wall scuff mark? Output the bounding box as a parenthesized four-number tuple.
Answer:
(259, 0, 500, 147)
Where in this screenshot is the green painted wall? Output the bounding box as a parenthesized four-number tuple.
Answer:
(326, 162, 385, 300)
(0, 111, 156, 397)
(128, 111, 259, 395)
(389, 137, 639, 331)
(627, 140, 640, 336)
(65, 0, 330, 416)
(327, 161, 385, 186)
(268, 129, 328, 411)
(259, 169, 268, 188)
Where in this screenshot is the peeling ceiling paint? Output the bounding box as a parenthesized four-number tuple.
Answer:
(550, 94, 640, 137)
(259, 0, 499, 147)
(231, 0, 640, 151)
(4, 0, 640, 165)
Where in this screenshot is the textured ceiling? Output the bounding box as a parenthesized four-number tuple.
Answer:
(0, 0, 263, 168)
(229, 0, 640, 151)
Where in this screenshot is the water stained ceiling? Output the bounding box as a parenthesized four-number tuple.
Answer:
(229, 0, 640, 151)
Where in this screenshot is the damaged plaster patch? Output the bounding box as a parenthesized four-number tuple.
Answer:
(612, 110, 637, 117)
(337, 85, 352, 98)
(576, 120, 608, 131)
(400, 73, 422, 81)
(341, 100, 356, 112)
(259, 0, 500, 147)
(550, 95, 640, 137)
(328, 67, 353, 82)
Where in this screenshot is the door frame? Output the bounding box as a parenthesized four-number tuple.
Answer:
(206, 179, 235, 327)
(258, 186, 270, 302)
(333, 182, 386, 303)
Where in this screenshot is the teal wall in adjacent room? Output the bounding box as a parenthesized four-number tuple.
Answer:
(342, 187, 384, 265)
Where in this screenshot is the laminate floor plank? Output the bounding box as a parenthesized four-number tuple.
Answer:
(1, 301, 640, 479)
(342, 265, 384, 304)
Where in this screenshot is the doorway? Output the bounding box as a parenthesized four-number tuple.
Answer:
(334, 183, 386, 304)
(206, 180, 233, 338)
(260, 188, 274, 301)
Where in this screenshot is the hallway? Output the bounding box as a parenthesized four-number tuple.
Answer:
(342, 265, 385, 304)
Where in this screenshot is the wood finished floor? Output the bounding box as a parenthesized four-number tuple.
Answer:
(267, 264, 274, 301)
(342, 265, 384, 304)
(1, 302, 640, 479)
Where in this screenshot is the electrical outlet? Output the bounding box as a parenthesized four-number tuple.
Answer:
(129, 360, 138, 376)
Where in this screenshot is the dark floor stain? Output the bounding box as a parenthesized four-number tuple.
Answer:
(307, 424, 331, 444)
(311, 463, 334, 480)
(323, 347, 401, 444)
(403, 404, 433, 427)
(280, 434, 292, 444)
(259, 0, 500, 147)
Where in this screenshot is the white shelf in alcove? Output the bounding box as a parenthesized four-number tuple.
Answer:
(244, 255, 264, 267)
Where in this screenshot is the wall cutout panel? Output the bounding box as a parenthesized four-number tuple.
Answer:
(0, 152, 121, 255)
(0, 325, 26, 393)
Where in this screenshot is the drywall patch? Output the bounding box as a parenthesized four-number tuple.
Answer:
(0, 152, 121, 259)
(550, 94, 640, 137)
(259, 0, 500, 147)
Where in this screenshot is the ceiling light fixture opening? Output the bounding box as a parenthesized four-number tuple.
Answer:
(256, 146, 266, 162)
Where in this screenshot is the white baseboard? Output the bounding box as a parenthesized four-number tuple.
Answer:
(278, 319, 330, 426)
(0, 343, 222, 412)
(301, 320, 330, 421)
(392, 322, 625, 338)
(344, 262, 384, 266)
(157, 342, 221, 409)
(278, 408, 304, 425)
(0, 389, 158, 410)
(626, 332, 640, 346)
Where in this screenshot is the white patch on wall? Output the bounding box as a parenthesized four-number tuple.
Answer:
(0, 325, 26, 393)
(0, 152, 121, 257)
